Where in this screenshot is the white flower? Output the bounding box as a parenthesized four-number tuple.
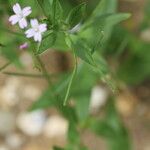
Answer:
(25, 19, 47, 42)
(9, 3, 31, 29)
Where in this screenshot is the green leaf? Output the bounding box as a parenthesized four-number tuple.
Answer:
(100, 13, 130, 49)
(89, 119, 116, 138)
(118, 37, 150, 85)
(29, 87, 56, 111)
(81, 0, 130, 52)
(89, 99, 131, 150)
(52, 32, 69, 51)
(38, 31, 69, 54)
(92, 0, 117, 17)
(38, 31, 56, 54)
(37, 0, 63, 24)
(74, 40, 94, 66)
(66, 3, 86, 28)
(52, 0, 63, 24)
(63, 61, 77, 106)
(59, 105, 78, 125)
(75, 94, 90, 121)
(30, 73, 69, 110)
(71, 64, 97, 121)
(36, 0, 53, 18)
(80, 12, 130, 54)
(105, 13, 131, 26)
(105, 99, 122, 132)
(67, 124, 80, 145)
(69, 35, 95, 66)
(30, 73, 78, 123)
(0, 45, 22, 68)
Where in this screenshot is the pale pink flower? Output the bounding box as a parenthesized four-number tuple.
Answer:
(25, 19, 47, 42)
(9, 3, 32, 29)
(19, 42, 28, 50)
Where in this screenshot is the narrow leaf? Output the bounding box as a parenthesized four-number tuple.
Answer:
(38, 31, 56, 54)
(69, 35, 95, 66)
(66, 3, 86, 28)
(52, 0, 63, 23)
(36, 0, 53, 18)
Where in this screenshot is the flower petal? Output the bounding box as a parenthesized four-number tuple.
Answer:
(30, 19, 39, 28)
(9, 15, 19, 25)
(22, 6, 32, 17)
(19, 18, 27, 29)
(19, 42, 28, 50)
(25, 29, 35, 38)
(39, 24, 47, 33)
(13, 3, 22, 14)
(34, 33, 42, 42)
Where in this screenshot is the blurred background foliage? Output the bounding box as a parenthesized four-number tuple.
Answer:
(0, 0, 150, 150)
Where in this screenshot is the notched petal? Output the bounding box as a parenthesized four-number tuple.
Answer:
(39, 24, 47, 33)
(23, 6, 32, 17)
(30, 19, 39, 28)
(25, 29, 35, 38)
(34, 33, 42, 42)
(19, 18, 27, 29)
(9, 15, 19, 25)
(13, 3, 22, 14)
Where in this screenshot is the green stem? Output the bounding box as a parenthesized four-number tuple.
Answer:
(63, 49, 77, 106)
(0, 26, 25, 37)
(0, 62, 11, 72)
(3, 71, 56, 78)
(35, 54, 52, 86)
(30, 43, 52, 86)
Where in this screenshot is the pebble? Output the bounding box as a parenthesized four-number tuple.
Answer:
(22, 85, 41, 101)
(43, 115, 68, 138)
(0, 77, 22, 107)
(5, 133, 25, 149)
(17, 110, 46, 136)
(116, 93, 136, 117)
(140, 29, 150, 42)
(0, 111, 15, 135)
(22, 143, 52, 150)
(0, 145, 9, 150)
(19, 52, 33, 67)
(90, 86, 108, 113)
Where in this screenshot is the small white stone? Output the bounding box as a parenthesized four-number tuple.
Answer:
(5, 133, 25, 149)
(0, 77, 22, 106)
(17, 110, 46, 136)
(43, 115, 68, 138)
(19, 52, 33, 67)
(0, 111, 15, 135)
(0, 145, 9, 150)
(22, 85, 41, 101)
(90, 86, 108, 113)
(144, 144, 150, 150)
(140, 29, 150, 42)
